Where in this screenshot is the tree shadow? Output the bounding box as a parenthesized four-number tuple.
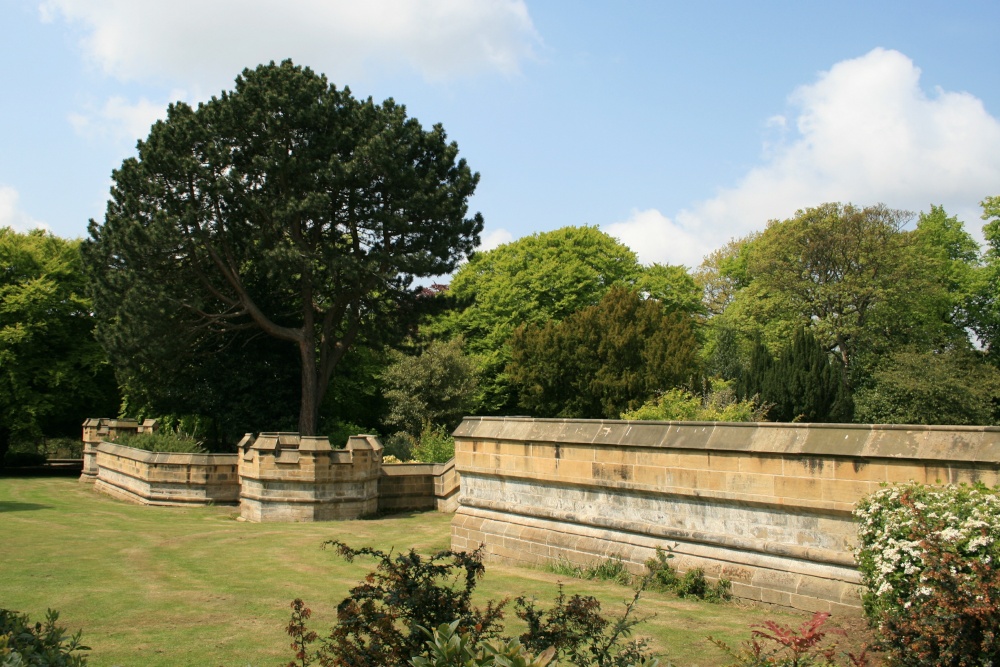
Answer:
(0, 501, 52, 513)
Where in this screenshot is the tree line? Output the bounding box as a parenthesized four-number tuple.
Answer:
(4, 60, 1000, 457)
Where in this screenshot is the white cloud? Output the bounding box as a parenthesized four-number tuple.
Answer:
(611, 48, 1000, 267)
(605, 209, 703, 268)
(479, 227, 514, 252)
(39, 0, 539, 90)
(68, 94, 172, 144)
(0, 186, 48, 232)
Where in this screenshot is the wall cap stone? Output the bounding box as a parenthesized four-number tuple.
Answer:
(453, 417, 1000, 463)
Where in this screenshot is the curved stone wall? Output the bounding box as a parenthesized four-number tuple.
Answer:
(92, 442, 240, 506)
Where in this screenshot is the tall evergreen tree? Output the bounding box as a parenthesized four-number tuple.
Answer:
(507, 286, 699, 419)
(739, 328, 848, 422)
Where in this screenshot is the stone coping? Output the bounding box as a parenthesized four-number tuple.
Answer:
(453, 417, 1000, 463)
(380, 459, 455, 476)
(96, 441, 238, 464)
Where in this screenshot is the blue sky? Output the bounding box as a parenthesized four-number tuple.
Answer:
(2, 1, 999, 268)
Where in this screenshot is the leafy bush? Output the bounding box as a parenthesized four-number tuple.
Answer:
(411, 423, 455, 464)
(0, 608, 89, 666)
(110, 431, 205, 453)
(515, 586, 654, 667)
(383, 431, 417, 462)
(381, 337, 478, 437)
(546, 550, 731, 603)
(622, 379, 768, 422)
(644, 548, 732, 602)
(323, 419, 371, 449)
(710, 612, 868, 666)
(285, 543, 660, 667)
(286, 542, 505, 666)
(409, 620, 556, 667)
(854, 482, 1000, 666)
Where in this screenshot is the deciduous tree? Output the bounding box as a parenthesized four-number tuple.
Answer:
(84, 60, 482, 435)
(0, 228, 117, 462)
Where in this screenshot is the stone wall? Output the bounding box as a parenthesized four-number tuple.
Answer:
(87, 426, 460, 520)
(92, 441, 240, 506)
(449, 417, 1000, 615)
(238, 433, 382, 522)
(80, 418, 158, 483)
(379, 459, 460, 513)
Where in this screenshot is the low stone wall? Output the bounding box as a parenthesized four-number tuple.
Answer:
(80, 418, 157, 483)
(450, 418, 1000, 615)
(93, 442, 240, 506)
(379, 459, 460, 513)
(238, 433, 382, 522)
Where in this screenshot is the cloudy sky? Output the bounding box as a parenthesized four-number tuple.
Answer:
(2, 1, 998, 268)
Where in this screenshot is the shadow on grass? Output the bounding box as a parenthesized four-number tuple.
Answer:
(0, 501, 52, 513)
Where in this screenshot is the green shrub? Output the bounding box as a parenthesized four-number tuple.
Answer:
(515, 586, 654, 667)
(285, 543, 660, 667)
(383, 431, 417, 462)
(287, 542, 505, 666)
(411, 423, 455, 464)
(854, 482, 1000, 666)
(322, 420, 372, 449)
(409, 620, 556, 667)
(0, 608, 89, 666)
(622, 379, 768, 422)
(110, 431, 205, 453)
(644, 548, 731, 602)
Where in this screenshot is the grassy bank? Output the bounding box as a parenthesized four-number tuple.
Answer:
(0, 477, 859, 666)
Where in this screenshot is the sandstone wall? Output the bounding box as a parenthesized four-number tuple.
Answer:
(92, 442, 240, 506)
(450, 418, 1000, 614)
(237, 433, 382, 522)
(379, 459, 460, 513)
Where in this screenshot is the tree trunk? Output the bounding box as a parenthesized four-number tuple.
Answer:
(298, 339, 319, 436)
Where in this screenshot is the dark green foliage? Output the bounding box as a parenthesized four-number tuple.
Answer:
(117, 328, 302, 449)
(110, 431, 205, 453)
(296, 542, 505, 666)
(381, 338, 478, 438)
(508, 286, 699, 419)
(0, 228, 118, 465)
(644, 548, 732, 602)
(85, 60, 482, 436)
(853, 348, 1000, 425)
(0, 608, 89, 666)
(285, 544, 659, 667)
(2, 451, 48, 467)
(515, 586, 654, 667)
(738, 329, 850, 423)
(430, 226, 644, 414)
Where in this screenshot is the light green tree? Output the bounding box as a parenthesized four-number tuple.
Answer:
(431, 226, 643, 413)
(0, 228, 117, 463)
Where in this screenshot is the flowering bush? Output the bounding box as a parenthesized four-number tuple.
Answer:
(853, 482, 1000, 666)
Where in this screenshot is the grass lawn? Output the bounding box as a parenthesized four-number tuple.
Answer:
(0, 477, 870, 666)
